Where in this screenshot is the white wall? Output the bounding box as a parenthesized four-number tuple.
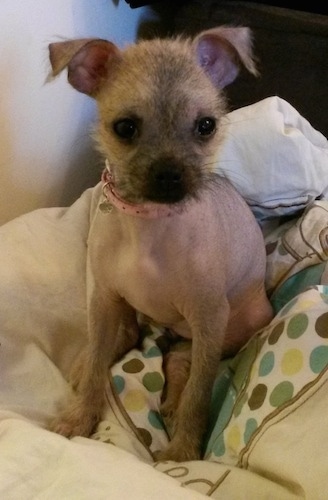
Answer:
(0, 0, 154, 224)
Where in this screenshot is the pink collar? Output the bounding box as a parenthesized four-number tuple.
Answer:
(101, 162, 180, 219)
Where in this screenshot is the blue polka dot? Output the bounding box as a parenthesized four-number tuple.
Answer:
(244, 418, 258, 444)
(112, 375, 125, 394)
(310, 346, 328, 373)
(259, 351, 275, 376)
(143, 346, 162, 358)
(148, 410, 165, 430)
(212, 432, 226, 457)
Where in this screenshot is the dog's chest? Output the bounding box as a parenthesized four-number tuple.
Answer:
(115, 243, 185, 324)
(100, 213, 208, 330)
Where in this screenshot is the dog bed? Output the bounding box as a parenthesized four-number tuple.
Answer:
(1, 96, 328, 499)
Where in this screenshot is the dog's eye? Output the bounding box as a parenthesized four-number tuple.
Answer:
(196, 117, 216, 137)
(113, 119, 138, 140)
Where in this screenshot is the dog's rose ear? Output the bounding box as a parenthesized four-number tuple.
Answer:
(48, 39, 121, 96)
(193, 26, 258, 88)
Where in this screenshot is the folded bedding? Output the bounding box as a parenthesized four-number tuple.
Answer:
(1, 96, 328, 499)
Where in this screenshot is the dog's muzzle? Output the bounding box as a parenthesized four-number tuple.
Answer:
(146, 160, 188, 203)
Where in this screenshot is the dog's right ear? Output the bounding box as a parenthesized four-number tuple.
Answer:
(48, 39, 121, 96)
(193, 26, 258, 88)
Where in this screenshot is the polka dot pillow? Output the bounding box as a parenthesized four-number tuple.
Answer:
(91, 324, 170, 460)
(90, 201, 328, 463)
(204, 286, 328, 464)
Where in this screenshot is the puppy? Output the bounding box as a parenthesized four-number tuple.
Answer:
(48, 27, 273, 462)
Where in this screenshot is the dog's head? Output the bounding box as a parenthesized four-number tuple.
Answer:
(49, 28, 257, 204)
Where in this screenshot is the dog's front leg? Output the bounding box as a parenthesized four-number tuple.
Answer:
(52, 290, 130, 438)
(158, 299, 229, 462)
(160, 343, 192, 438)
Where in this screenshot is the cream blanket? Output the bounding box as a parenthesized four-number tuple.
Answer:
(1, 97, 328, 499)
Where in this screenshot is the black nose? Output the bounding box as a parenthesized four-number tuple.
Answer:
(148, 160, 186, 203)
(155, 167, 182, 189)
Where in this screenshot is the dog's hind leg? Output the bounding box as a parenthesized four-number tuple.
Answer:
(52, 292, 138, 438)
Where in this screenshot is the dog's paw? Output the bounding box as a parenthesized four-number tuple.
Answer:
(49, 399, 101, 438)
(50, 419, 80, 438)
(155, 436, 201, 462)
(50, 415, 95, 438)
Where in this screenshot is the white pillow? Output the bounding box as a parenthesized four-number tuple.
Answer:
(216, 96, 328, 221)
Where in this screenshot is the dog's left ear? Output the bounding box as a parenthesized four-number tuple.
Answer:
(193, 26, 258, 88)
(48, 38, 121, 96)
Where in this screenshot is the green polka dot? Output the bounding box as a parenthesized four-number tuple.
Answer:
(244, 418, 258, 444)
(287, 313, 309, 339)
(269, 381, 294, 407)
(259, 351, 275, 376)
(315, 313, 328, 338)
(143, 346, 162, 358)
(268, 322, 285, 345)
(148, 410, 165, 430)
(266, 241, 278, 256)
(122, 358, 145, 374)
(248, 384, 268, 410)
(310, 346, 328, 373)
(112, 375, 125, 394)
(137, 427, 152, 447)
(212, 432, 226, 457)
(142, 371, 164, 392)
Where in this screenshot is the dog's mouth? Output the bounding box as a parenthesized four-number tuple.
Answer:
(101, 162, 185, 218)
(143, 161, 189, 204)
